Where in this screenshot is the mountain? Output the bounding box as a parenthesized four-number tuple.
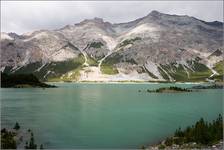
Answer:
(1, 11, 223, 82)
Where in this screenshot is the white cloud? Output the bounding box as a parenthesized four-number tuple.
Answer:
(1, 1, 223, 34)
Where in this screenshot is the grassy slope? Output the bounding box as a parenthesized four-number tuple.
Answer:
(213, 60, 223, 74)
(100, 53, 121, 75)
(4, 48, 222, 82)
(7, 54, 85, 81)
(101, 65, 118, 75)
(46, 54, 85, 81)
(159, 64, 187, 81)
(89, 42, 103, 48)
(119, 37, 141, 48)
(86, 56, 98, 66)
(188, 61, 212, 81)
(49, 54, 101, 81)
(209, 61, 224, 81)
(159, 61, 213, 82)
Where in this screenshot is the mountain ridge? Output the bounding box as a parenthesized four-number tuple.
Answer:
(4, 10, 223, 36)
(1, 10, 223, 82)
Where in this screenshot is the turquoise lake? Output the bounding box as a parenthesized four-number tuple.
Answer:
(1, 83, 223, 148)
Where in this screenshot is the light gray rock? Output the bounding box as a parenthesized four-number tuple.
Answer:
(1, 10, 223, 81)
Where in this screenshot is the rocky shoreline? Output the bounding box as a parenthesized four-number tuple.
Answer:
(148, 140, 223, 150)
(1, 122, 43, 149)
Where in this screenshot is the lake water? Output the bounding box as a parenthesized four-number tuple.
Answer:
(1, 83, 223, 148)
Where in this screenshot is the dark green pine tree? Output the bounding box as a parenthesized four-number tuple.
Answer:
(25, 132, 37, 149)
(40, 144, 44, 149)
(29, 132, 37, 149)
(13, 122, 20, 130)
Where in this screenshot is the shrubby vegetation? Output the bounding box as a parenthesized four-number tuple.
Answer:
(40, 55, 85, 81)
(147, 86, 192, 93)
(25, 132, 37, 149)
(89, 42, 104, 48)
(1, 72, 56, 88)
(191, 84, 223, 89)
(3, 54, 85, 82)
(145, 115, 223, 149)
(86, 56, 98, 66)
(13, 122, 20, 130)
(156, 60, 224, 82)
(144, 84, 223, 93)
(209, 75, 224, 82)
(158, 61, 214, 82)
(213, 60, 223, 75)
(101, 65, 119, 75)
(1, 128, 17, 149)
(1, 122, 44, 149)
(103, 53, 123, 65)
(165, 114, 223, 146)
(101, 53, 121, 75)
(209, 61, 224, 82)
(119, 37, 141, 47)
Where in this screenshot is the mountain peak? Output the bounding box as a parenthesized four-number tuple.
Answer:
(148, 10, 163, 16)
(81, 17, 104, 24)
(93, 17, 104, 22)
(1, 11, 223, 82)
(75, 17, 108, 26)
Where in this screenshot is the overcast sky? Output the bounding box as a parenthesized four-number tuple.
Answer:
(1, 1, 223, 34)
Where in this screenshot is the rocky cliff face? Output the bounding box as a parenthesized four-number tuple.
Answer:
(1, 11, 223, 82)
